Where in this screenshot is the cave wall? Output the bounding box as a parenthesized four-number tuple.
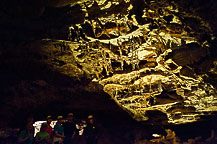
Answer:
(0, 0, 217, 129)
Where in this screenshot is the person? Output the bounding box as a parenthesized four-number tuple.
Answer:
(83, 115, 99, 144)
(35, 124, 50, 144)
(63, 113, 77, 144)
(43, 115, 53, 139)
(18, 122, 34, 144)
(53, 116, 64, 144)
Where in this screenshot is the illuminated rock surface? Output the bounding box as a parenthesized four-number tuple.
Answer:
(50, 0, 217, 124)
(1, 0, 217, 127)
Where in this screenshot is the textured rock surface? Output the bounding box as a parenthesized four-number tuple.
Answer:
(49, 0, 217, 124)
(1, 0, 217, 126)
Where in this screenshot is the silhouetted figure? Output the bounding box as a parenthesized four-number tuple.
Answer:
(83, 115, 99, 144)
(18, 122, 34, 144)
(35, 124, 51, 144)
(63, 113, 77, 144)
(43, 115, 53, 141)
(53, 116, 64, 144)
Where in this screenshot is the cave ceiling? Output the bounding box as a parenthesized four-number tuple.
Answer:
(1, 0, 217, 125)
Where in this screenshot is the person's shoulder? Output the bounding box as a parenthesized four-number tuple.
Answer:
(35, 132, 40, 137)
(54, 124, 58, 128)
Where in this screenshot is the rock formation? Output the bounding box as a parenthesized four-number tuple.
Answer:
(64, 0, 217, 124)
(19, 0, 217, 124)
(1, 0, 217, 126)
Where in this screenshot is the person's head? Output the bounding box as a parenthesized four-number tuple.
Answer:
(67, 113, 73, 122)
(57, 116, 63, 124)
(87, 115, 94, 124)
(46, 115, 52, 125)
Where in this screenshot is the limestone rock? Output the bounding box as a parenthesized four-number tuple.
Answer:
(56, 0, 217, 124)
(1, 0, 217, 125)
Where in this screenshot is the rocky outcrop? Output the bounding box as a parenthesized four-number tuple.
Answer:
(1, 0, 217, 126)
(14, 0, 216, 124)
(49, 0, 217, 124)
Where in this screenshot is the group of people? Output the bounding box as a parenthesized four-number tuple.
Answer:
(17, 113, 99, 144)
